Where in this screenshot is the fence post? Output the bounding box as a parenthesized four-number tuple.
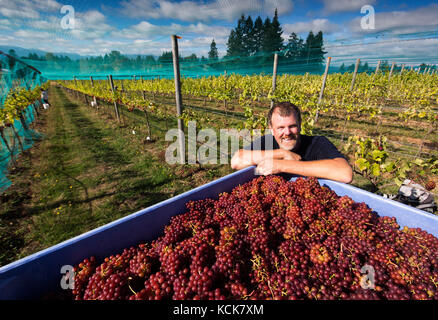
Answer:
(224, 70, 228, 111)
(374, 60, 381, 75)
(171, 34, 185, 164)
(315, 56, 331, 123)
(73, 76, 79, 99)
(350, 58, 360, 91)
(388, 62, 395, 81)
(400, 64, 405, 74)
(141, 91, 152, 140)
(270, 53, 278, 109)
(90, 76, 98, 109)
(109, 75, 121, 123)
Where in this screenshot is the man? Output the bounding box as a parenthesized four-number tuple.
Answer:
(231, 102, 353, 184)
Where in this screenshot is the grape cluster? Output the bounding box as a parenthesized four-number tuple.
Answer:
(69, 176, 438, 300)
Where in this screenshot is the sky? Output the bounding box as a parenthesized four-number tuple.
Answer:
(1, 0, 438, 66)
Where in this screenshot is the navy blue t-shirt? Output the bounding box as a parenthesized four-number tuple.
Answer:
(244, 134, 346, 180)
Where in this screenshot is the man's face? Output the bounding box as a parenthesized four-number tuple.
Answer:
(269, 111, 301, 151)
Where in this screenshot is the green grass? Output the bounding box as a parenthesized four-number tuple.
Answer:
(0, 85, 233, 266)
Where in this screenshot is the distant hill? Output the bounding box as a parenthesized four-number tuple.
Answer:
(0, 45, 84, 60)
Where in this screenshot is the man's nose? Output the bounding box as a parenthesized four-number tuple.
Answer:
(283, 127, 292, 135)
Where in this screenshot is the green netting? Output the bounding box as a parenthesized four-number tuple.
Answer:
(18, 47, 437, 82)
(0, 51, 47, 193)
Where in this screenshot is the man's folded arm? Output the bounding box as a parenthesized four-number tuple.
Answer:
(231, 149, 284, 170)
(257, 157, 353, 184)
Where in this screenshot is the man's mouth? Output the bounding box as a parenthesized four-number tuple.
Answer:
(282, 136, 296, 142)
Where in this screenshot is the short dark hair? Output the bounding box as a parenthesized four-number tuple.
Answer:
(267, 102, 301, 127)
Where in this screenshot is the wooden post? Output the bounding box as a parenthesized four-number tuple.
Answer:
(73, 76, 79, 99)
(270, 53, 278, 109)
(374, 60, 381, 75)
(388, 62, 395, 81)
(90, 76, 98, 109)
(400, 64, 405, 74)
(171, 35, 185, 164)
(350, 58, 360, 91)
(224, 70, 228, 111)
(142, 91, 152, 139)
(109, 75, 121, 123)
(315, 57, 331, 123)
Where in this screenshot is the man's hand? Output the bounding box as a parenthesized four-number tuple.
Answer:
(255, 158, 282, 175)
(280, 149, 301, 161)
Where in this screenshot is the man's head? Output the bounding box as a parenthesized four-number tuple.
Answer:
(267, 102, 301, 151)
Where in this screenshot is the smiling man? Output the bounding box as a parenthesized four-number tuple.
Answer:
(231, 102, 353, 184)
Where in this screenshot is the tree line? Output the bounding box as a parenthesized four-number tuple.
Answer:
(223, 10, 326, 64)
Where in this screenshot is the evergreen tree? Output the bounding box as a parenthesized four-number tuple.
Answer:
(158, 51, 174, 64)
(242, 16, 254, 56)
(260, 9, 283, 54)
(261, 17, 272, 53)
(304, 31, 315, 65)
(339, 63, 346, 73)
(208, 39, 219, 60)
(252, 16, 264, 55)
(271, 9, 284, 52)
(284, 32, 305, 62)
(226, 29, 242, 57)
(312, 31, 326, 64)
(226, 15, 246, 57)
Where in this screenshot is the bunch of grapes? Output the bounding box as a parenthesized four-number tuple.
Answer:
(68, 176, 438, 300)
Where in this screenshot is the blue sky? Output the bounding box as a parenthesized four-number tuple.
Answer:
(1, 0, 438, 66)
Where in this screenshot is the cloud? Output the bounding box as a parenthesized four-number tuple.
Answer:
(112, 21, 230, 41)
(14, 29, 52, 39)
(326, 37, 438, 66)
(321, 0, 376, 15)
(65, 10, 114, 40)
(116, 0, 294, 22)
(283, 19, 341, 35)
(0, 0, 62, 19)
(348, 3, 438, 34)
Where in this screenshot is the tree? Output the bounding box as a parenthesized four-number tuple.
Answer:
(271, 9, 284, 52)
(8, 49, 17, 71)
(208, 39, 219, 60)
(226, 29, 242, 57)
(242, 15, 254, 56)
(252, 16, 264, 55)
(261, 17, 272, 53)
(261, 9, 283, 54)
(158, 51, 173, 64)
(304, 31, 315, 65)
(339, 63, 346, 73)
(284, 32, 305, 62)
(312, 31, 326, 65)
(184, 53, 199, 63)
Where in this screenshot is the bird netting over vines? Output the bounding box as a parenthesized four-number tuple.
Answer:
(0, 51, 47, 192)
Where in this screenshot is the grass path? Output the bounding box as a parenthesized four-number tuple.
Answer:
(0, 85, 233, 266)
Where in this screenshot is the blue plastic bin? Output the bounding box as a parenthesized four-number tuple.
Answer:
(1, 166, 438, 300)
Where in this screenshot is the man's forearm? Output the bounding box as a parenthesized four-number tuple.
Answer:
(231, 149, 284, 170)
(275, 158, 353, 184)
